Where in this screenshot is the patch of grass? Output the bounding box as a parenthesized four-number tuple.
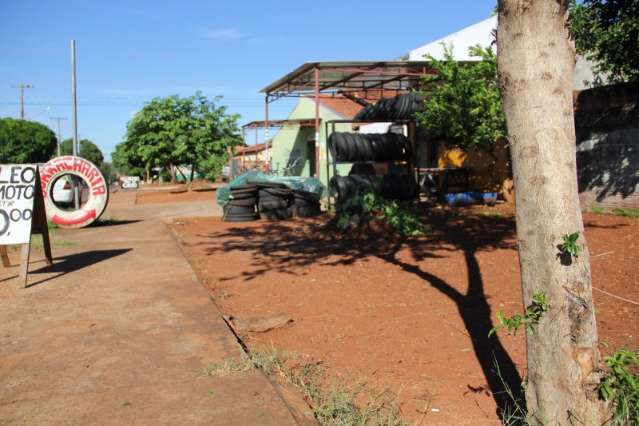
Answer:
(599, 348, 639, 425)
(493, 359, 530, 425)
(7, 232, 76, 252)
(204, 349, 408, 426)
(589, 206, 639, 218)
(31, 234, 76, 248)
(202, 357, 250, 376)
(611, 208, 639, 218)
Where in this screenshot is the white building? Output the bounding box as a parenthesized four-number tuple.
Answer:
(408, 16, 497, 61)
(406, 16, 598, 90)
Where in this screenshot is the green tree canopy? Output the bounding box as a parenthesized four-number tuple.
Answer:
(60, 138, 104, 166)
(119, 92, 242, 181)
(570, 0, 639, 84)
(112, 141, 145, 177)
(0, 117, 57, 163)
(416, 45, 507, 148)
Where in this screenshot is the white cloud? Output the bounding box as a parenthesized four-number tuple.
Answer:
(199, 27, 245, 41)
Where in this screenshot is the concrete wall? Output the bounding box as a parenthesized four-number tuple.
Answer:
(576, 82, 639, 209)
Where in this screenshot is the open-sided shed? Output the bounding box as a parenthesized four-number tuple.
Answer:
(258, 60, 437, 184)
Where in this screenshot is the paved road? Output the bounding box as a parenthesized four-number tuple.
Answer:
(0, 191, 298, 425)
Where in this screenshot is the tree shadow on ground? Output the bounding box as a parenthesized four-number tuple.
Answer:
(90, 219, 141, 227)
(190, 210, 523, 419)
(25, 249, 132, 287)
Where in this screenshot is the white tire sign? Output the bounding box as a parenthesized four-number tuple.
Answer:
(39, 156, 109, 228)
(0, 164, 39, 244)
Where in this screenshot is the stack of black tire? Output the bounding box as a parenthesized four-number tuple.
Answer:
(291, 190, 322, 218)
(328, 132, 412, 162)
(329, 174, 418, 202)
(258, 185, 293, 220)
(354, 93, 423, 121)
(223, 185, 259, 221)
(224, 184, 321, 222)
(328, 127, 418, 206)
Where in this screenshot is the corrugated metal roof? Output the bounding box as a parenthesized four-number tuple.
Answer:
(260, 61, 438, 96)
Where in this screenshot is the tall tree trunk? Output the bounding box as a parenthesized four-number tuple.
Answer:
(497, 1, 606, 424)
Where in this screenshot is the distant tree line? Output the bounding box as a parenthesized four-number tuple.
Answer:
(113, 92, 243, 182)
(0, 117, 115, 182)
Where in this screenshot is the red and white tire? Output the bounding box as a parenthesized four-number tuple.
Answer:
(40, 156, 109, 228)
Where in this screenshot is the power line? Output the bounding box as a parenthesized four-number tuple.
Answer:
(12, 83, 34, 119)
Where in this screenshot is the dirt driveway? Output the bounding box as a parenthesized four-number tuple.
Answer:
(172, 208, 638, 425)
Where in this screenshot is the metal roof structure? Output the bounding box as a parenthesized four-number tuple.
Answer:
(257, 60, 449, 179)
(260, 61, 438, 101)
(242, 119, 316, 129)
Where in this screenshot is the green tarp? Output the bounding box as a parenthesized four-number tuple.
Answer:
(216, 171, 325, 206)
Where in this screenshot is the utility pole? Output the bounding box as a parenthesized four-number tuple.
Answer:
(49, 117, 67, 157)
(70, 40, 80, 209)
(13, 83, 34, 119)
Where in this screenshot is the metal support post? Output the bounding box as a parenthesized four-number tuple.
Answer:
(314, 67, 320, 180)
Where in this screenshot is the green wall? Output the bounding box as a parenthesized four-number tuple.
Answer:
(270, 97, 352, 187)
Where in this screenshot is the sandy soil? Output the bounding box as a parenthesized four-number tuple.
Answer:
(171, 207, 638, 425)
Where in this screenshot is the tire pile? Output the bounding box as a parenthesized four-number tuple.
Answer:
(223, 184, 321, 222)
(354, 93, 423, 121)
(329, 174, 418, 202)
(223, 185, 260, 222)
(328, 132, 412, 162)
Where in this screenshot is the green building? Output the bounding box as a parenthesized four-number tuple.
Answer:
(269, 96, 363, 187)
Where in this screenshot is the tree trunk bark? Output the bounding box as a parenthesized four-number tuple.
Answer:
(169, 163, 177, 184)
(188, 163, 195, 190)
(497, 1, 606, 424)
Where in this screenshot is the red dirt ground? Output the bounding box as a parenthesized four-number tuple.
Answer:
(171, 207, 638, 425)
(134, 188, 216, 205)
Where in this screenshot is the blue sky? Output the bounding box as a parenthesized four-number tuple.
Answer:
(1, 0, 495, 160)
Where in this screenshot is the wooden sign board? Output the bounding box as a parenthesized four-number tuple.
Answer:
(0, 164, 52, 287)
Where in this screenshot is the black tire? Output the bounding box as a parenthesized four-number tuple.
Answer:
(330, 175, 378, 205)
(295, 205, 321, 218)
(261, 208, 293, 220)
(231, 184, 258, 195)
(259, 200, 289, 210)
(349, 162, 376, 175)
(223, 204, 259, 221)
(225, 202, 256, 215)
(381, 98, 394, 119)
(359, 135, 375, 160)
(292, 190, 320, 207)
(230, 196, 257, 207)
(224, 212, 260, 222)
(343, 133, 358, 162)
(261, 188, 291, 198)
(328, 133, 340, 160)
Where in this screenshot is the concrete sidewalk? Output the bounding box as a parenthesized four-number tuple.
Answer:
(0, 192, 299, 425)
